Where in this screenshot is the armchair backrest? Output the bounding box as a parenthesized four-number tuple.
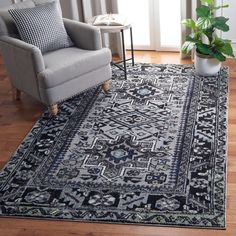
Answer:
(0, 0, 62, 38)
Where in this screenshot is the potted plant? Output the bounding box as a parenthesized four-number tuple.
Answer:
(182, 0, 235, 76)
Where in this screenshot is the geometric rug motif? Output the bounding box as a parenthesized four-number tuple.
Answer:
(0, 64, 228, 228)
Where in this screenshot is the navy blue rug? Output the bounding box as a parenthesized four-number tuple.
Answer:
(0, 64, 228, 228)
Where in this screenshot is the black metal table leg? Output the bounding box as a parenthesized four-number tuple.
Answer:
(121, 29, 127, 79)
(130, 27, 134, 66)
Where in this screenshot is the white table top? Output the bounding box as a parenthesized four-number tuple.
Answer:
(88, 16, 132, 33)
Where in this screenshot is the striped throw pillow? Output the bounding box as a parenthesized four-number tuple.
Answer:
(8, 2, 73, 53)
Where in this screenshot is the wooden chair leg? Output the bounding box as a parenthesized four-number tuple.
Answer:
(12, 88, 21, 101)
(48, 104, 58, 116)
(102, 80, 110, 93)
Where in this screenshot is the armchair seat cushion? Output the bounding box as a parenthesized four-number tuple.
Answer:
(38, 47, 111, 89)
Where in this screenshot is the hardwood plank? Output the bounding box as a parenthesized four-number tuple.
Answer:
(0, 218, 235, 236)
(0, 52, 236, 236)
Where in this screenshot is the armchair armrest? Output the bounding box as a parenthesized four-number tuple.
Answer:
(0, 36, 45, 73)
(0, 36, 45, 101)
(63, 18, 102, 50)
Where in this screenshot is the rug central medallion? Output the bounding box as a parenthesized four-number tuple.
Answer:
(38, 69, 193, 192)
(83, 135, 150, 180)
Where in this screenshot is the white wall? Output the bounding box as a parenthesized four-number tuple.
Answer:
(216, 0, 236, 55)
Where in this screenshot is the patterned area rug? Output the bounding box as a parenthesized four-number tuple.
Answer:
(0, 64, 228, 228)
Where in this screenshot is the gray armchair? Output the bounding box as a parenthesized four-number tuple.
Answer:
(0, 0, 112, 116)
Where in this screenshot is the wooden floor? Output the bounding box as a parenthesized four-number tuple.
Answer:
(0, 51, 235, 236)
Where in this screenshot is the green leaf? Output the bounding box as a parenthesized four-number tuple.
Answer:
(222, 39, 231, 43)
(200, 0, 214, 6)
(215, 23, 229, 32)
(213, 51, 226, 61)
(214, 16, 229, 24)
(221, 43, 235, 57)
(213, 38, 235, 57)
(213, 4, 229, 10)
(182, 41, 195, 54)
(196, 43, 227, 61)
(213, 37, 225, 48)
(213, 17, 230, 32)
(186, 35, 199, 43)
(196, 17, 212, 29)
(182, 19, 196, 30)
(196, 5, 211, 17)
(196, 43, 213, 55)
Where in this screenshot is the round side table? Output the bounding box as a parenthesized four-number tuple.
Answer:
(89, 18, 135, 79)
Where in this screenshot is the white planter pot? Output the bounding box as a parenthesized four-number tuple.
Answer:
(194, 53, 222, 76)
